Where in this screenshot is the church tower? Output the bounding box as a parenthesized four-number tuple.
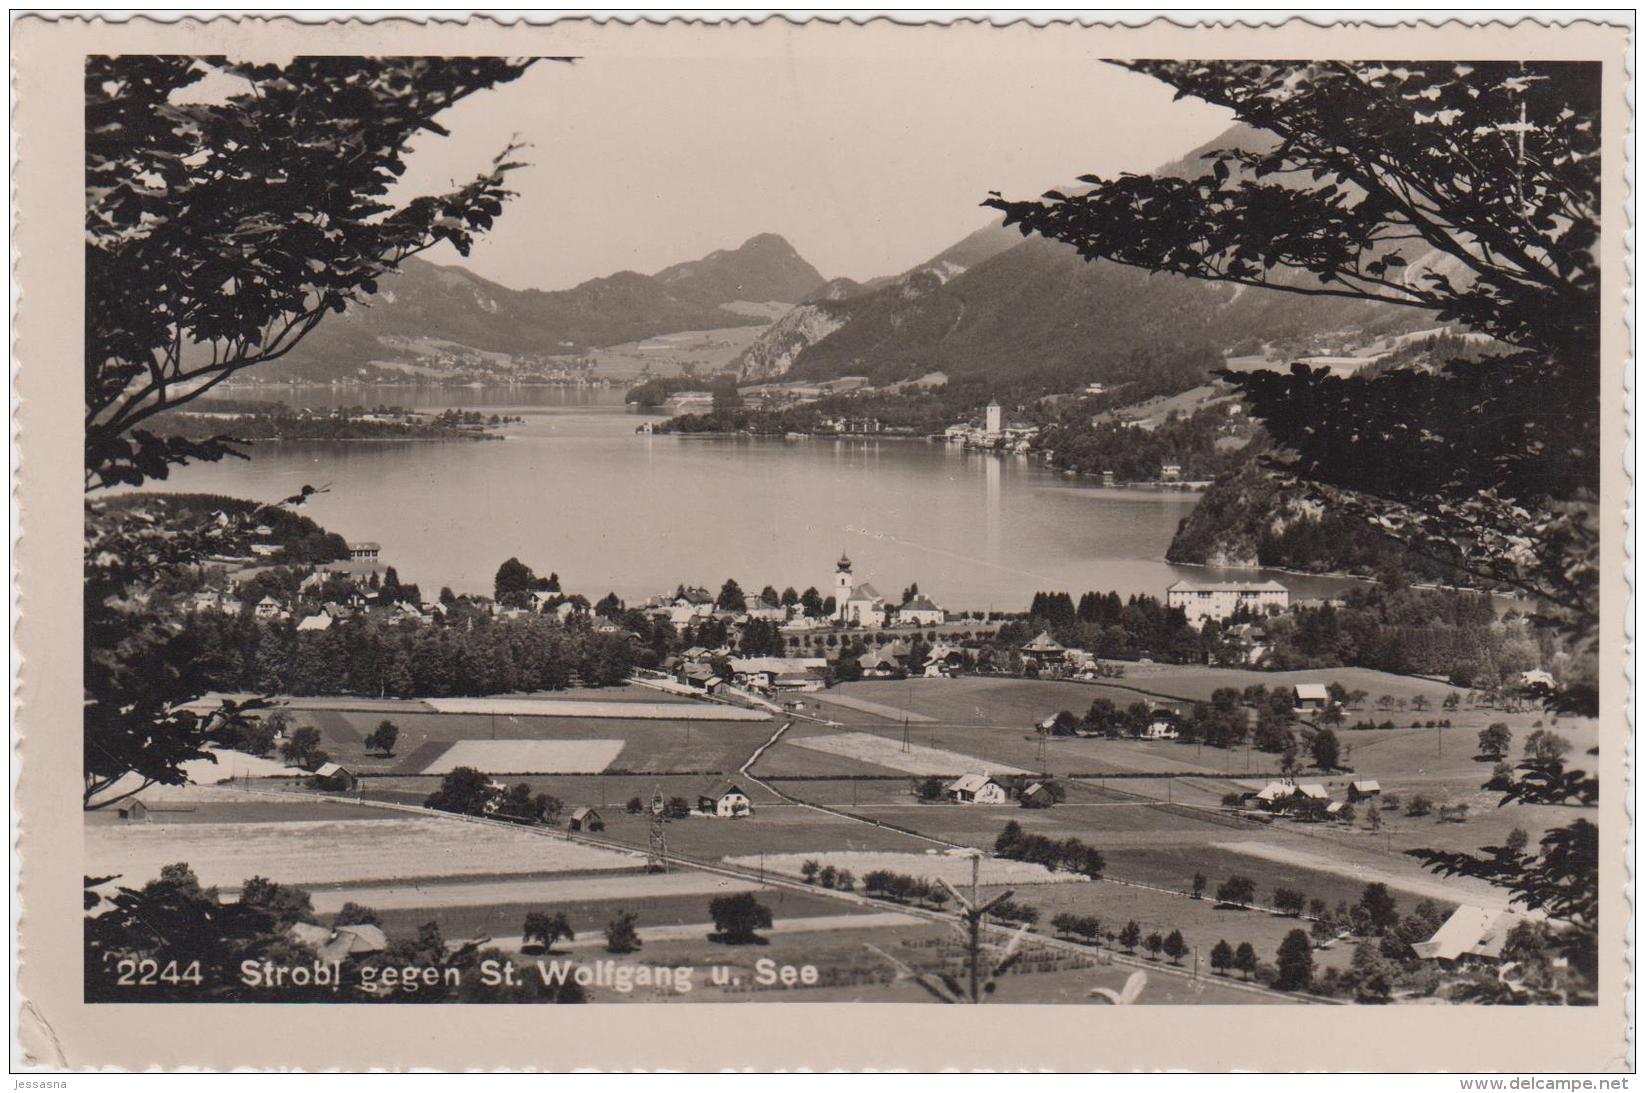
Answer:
(834, 553, 854, 618)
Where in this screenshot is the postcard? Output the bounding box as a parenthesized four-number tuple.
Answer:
(13, 12, 1633, 1072)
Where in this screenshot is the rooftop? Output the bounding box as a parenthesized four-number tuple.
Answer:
(1167, 579, 1289, 593)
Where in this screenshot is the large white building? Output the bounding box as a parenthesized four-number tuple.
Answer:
(1166, 579, 1289, 624)
(984, 401, 1003, 435)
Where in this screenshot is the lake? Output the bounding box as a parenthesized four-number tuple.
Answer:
(139, 386, 1361, 610)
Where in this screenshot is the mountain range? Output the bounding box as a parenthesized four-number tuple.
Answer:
(731, 124, 1435, 389)
(266, 122, 1440, 393)
(262, 233, 827, 381)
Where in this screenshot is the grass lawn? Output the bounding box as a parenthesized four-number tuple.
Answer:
(83, 797, 397, 826)
(589, 807, 939, 859)
(85, 814, 637, 889)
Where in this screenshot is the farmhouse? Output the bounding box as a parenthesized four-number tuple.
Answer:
(680, 664, 724, 693)
(1249, 781, 1330, 813)
(311, 763, 358, 792)
(1292, 683, 1330, 711)
(253, 595, 285, 620)
(922, 642, 966, 677)
(946, 773, 1009, 805)
(1412, 905, 1543, 963)
(698, 782, 754, 818)
(1348, 779, 1382, 802)
(348, 541, 381, 563)
(567, 807, 604, 833)
(1166, 579, 1289, 624)
(857, 649, 901, 678)
(117, 799, 150, 822)
(1249, 781, 1292, 809)
(1021, 631, 1067, 665)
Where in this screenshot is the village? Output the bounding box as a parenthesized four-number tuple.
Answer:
(89, 500, 1589, 1006)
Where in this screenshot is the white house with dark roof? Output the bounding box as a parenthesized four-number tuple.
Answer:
(698, 781, 753, 818)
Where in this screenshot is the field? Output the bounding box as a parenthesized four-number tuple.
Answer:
(105, 668, 1597, 1007)
(305, 870, 761, 915)
(421, 696, 768, 721)
(575, 323, 776, 381)
(584, 804, 941, 860)
(419, 738, 626, 774)
(85, 814, 641, 889)
(783, 731, 1029, 776)
(290, 708, 775, 775)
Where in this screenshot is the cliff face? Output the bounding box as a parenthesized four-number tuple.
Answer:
(736, 303, 853, 381)
(1166, 463, 1295, 568)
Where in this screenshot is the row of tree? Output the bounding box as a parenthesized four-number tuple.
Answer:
(993, 822, 1105, 879)
(168, 612, 637, 698)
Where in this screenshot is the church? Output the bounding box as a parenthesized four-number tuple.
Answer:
(832, 553, 885, 627)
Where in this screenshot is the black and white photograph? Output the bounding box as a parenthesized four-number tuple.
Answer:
(13, 11, 1632, 1075)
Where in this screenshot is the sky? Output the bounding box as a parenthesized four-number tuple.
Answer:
(391, 56, 1234, 292)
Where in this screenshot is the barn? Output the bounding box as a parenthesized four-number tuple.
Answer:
(567, 806, 605, 833)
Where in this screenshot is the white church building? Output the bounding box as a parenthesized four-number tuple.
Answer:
(833, 553, 885, 626)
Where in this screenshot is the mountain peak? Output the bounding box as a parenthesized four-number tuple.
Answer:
(736, 232, 800, 253)
(654, 234, 825, 305)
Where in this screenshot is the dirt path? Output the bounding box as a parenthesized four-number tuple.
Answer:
(807, 692, 937, 723)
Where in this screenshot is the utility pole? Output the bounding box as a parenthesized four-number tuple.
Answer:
(864, 850, 1025, 1004)
(646, 784, 668, 873)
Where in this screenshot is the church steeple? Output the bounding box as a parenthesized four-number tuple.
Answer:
(833, 552, 854, 621)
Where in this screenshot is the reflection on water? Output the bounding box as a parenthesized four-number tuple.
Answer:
(137, 385, 1363, 608)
